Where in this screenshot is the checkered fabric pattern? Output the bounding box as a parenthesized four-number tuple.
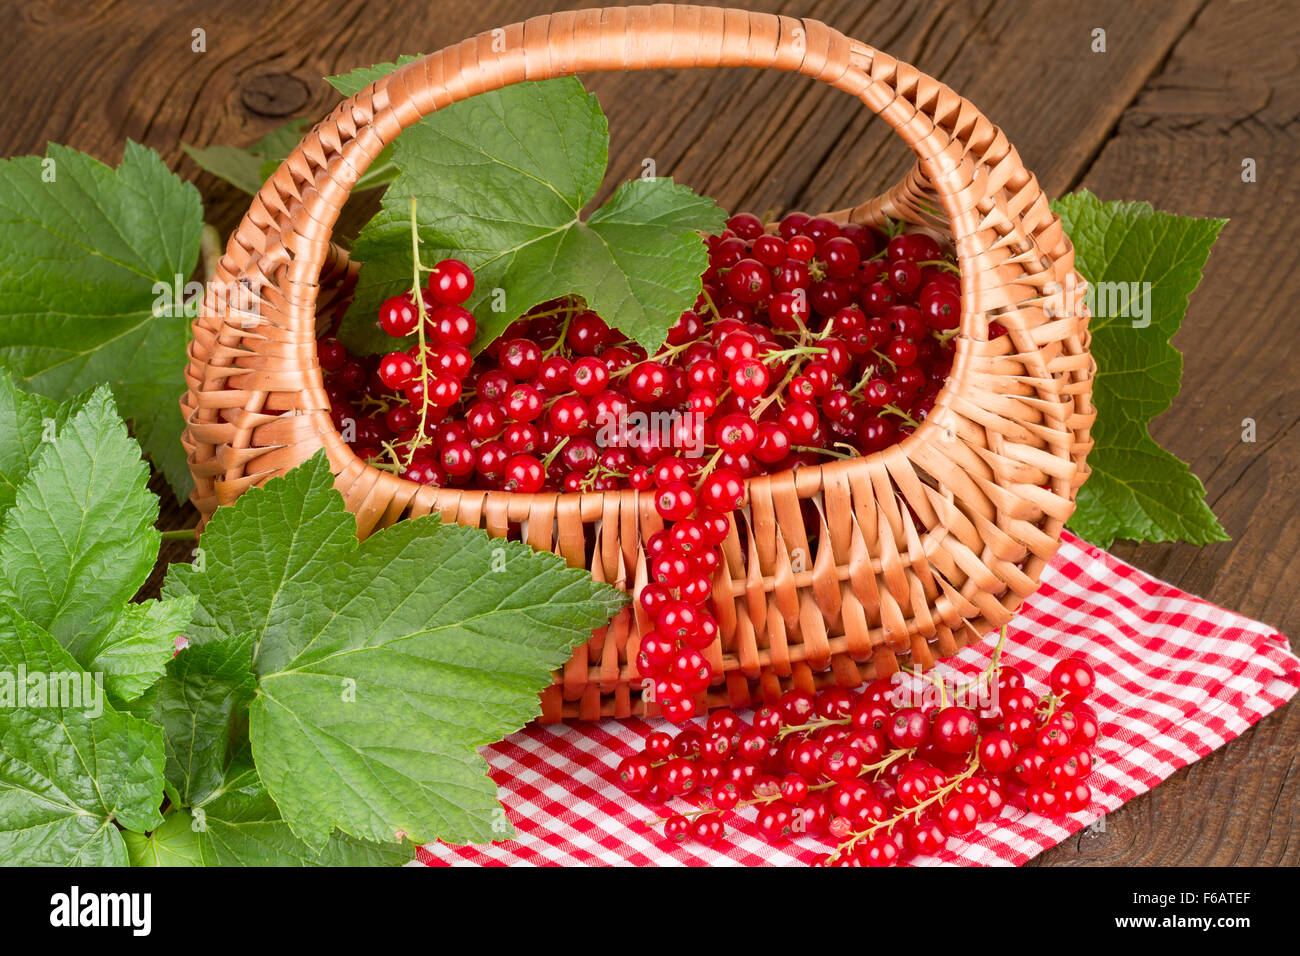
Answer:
(416, 532, 1300, 866)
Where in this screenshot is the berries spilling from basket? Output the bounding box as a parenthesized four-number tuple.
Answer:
(615, 649, 1101, 865)
(318, 210, 978, 722)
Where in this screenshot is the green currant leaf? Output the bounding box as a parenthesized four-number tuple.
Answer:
(163, 453, 626, 849)
(1052, 190, 1229, 548)
(126, 784, 412, 866)
(0, 141, 203, 499)
(152, 631, 257, 806)
(125, 748, 411, 867)
(326, 56, 423, 97)
(184, 119, 310, 195)
(0, 607, 165, 865)
(0, 386, 190, 704)
(187, 116, 398, 195)
(77, 597, 196, 704)
(340, 76, 725, 355)
(0, 369, 86, 514)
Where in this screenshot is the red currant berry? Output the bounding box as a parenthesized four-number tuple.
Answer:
(1050, 657, 1096, 700)
(691, 813, 726, 846)
(755, 801, 795, 841)
(1025, 783, 1062, 816)
(663, 814, 690, 842)
(1060, 781, 1092, 813)
(658, 758, 698, 796)
(378, 295, 419, 337)
(615, 754, 653, 792)
(565, 311, 611, 355)
(378, 351, 418, 389)
(888, 707, 930, 749)
(939, 795, 980, 836)
(498, 338, 542, 379)
(654, 481, 697, 521)
(644, 731, 673, 760)
(660, 697, 698, 723)
(429, 305, 476, 345)
(777, 689, 817, 727)
(728, 358, 770, 399)
(858, 834, 900, 867)
(569, 355, 609, 396)
(932, 707, 979, 754)
(978, 731, 1018, 773)
(752, 706, 782, 738)
(427, 259, 475, 305)
(319, 337, 348, 372)
(628, 361, 671, 403)
(822, 747, 864, 782)
(906, 818, 948, 857)
(548, 395, 590, 435)
(752, 422, 791, 464)
(820, 236, 861, 278)
(1013, 748, 1050, 786)
(501, 454, 544, 493)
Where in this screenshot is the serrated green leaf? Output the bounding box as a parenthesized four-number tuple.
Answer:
(326, 56, 422, 97)
(153, 631, 257, 805)
(75, 596, 196, 704)
(0, 369, 85, 514)
(0, 386, 158, 637)
(123, 816, 204, 866)
(0, 607, 164, 865)
(162, 453, 358, 657)
(164, 453, 626, 848)
(0, 387, 186, 705)
(0, 141, 203, 498)
(1052, 190, 1229, 548)
(182, 144, 269, 196)
(188, 116, 397, 196)
(341, 77, 725, 355)
(126, 760, 411, 866)
(183, 118, 309, 195)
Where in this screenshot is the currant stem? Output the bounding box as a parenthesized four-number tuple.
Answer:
(762, 345, 828, 364)
(917, 259, 960, 274)
(870, 348, 898, 373)
(406, 195, 434, 471)
(953, 625, 1009, 697)
(792, 444, 855, 460)
(776, 716, 846, 740)
(541, 306, 577, 358)
(643, 789, 781, 826)
(828, 753, 980, 861)
(691, 449, 725, 490)
(541, 435, 571, 470)
(881, 403, 921, 429)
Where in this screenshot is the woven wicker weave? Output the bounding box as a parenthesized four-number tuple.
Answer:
(181, 4, 1095, 722)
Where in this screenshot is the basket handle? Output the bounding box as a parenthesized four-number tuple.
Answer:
(184, 3, 1061, 513)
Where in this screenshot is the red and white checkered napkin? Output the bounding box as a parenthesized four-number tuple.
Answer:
(416, 532, 1300, 867)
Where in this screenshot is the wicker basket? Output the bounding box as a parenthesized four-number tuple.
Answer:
(182, 4, 1095, 722)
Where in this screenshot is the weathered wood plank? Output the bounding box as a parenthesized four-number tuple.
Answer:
(1031, 0, 1300, 867)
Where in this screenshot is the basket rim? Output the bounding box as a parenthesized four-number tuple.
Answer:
(252, 6, 1083, 518)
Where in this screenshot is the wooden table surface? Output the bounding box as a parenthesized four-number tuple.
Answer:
(4, 0, 1296, 865)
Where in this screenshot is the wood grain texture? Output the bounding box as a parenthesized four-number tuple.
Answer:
(1032, 0, 1300, 867)
(2, 0, 1294, 864)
